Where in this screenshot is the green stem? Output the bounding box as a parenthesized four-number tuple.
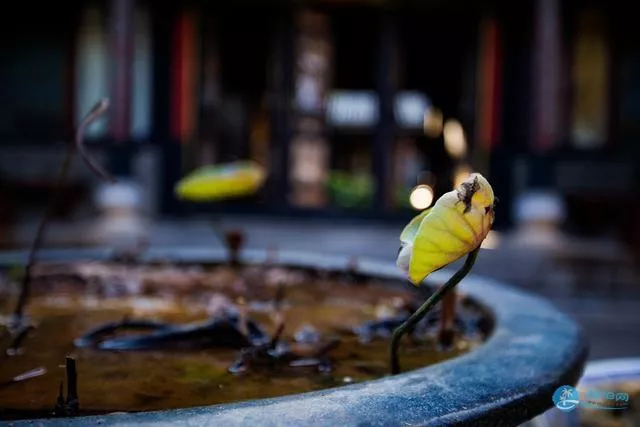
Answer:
(389, 247, 480, 375)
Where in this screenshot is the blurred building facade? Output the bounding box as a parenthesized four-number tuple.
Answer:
(0, 0, 639, 248)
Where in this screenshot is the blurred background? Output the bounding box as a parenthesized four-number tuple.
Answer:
(0, 0, 638, 359)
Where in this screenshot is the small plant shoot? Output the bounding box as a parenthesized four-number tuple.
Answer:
(390, 173, 496, 374)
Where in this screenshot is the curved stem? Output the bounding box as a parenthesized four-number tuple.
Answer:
(75, 99, 115, 183)
(10, 99, 113, 328)
(389, 247, 480, 375)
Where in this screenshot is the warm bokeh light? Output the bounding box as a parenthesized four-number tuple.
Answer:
(453, 164, 473, 188)
(423, 108, 443, 138)
(443, 119, 467, 158)
(409, 184, 434, 210)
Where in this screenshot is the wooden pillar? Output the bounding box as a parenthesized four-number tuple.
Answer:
(273, 10, 296, 208)
(200, 15, 221, 166)
(107, 0, 135, 176)
(474, 15, 502, 177)
(109, 0, 134, 142)
(532, 0, 563, 154)
(154, 3, 182, 216)
(373, 11, 398, 211)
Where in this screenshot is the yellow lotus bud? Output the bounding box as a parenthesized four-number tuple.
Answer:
(397, 173, 495, 286)
(175, 161, 266, 202)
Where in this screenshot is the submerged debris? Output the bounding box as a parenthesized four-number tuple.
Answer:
(294, 324, 321, 345)
(351, 293, 488, 346)
(228, 323, 340, 374)
(353, 315, 411, 343)
(74, 318, 173, 349)
(74, 310, 268, 351)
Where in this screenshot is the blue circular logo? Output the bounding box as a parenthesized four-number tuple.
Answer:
(553, 385, 580, 412)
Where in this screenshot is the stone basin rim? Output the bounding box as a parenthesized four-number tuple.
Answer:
(0, 246, 588, 427)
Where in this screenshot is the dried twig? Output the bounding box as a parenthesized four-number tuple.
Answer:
(0, 366, 46, 389)
(225, 230, 245, 268)
(10, 99, 114, 334)
(65, 357, 79, 414)
(52, 357, 79, 417)
(53, 383, 65, 414)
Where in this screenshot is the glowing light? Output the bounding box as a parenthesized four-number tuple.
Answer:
(409, 185, 434, 210)
(453, 164, 473, 189)
(443, 119, 467, 158)
(326, 91, 379, 128)
(423, 108, 443, 138)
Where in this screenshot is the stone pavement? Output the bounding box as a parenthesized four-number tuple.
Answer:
(3, 214, 640, 360)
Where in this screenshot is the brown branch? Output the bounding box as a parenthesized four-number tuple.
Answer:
(437, 290, 457, 349)
(10, 99, 114, 330)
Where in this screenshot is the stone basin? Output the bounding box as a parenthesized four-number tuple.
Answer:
(0, 247, 588, 426)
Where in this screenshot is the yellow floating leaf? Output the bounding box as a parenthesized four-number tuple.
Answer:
(396, 173, 495, 286)
(175, 161, 266, 202)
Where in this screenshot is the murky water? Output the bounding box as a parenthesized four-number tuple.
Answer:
(0, 261, 490, 419)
